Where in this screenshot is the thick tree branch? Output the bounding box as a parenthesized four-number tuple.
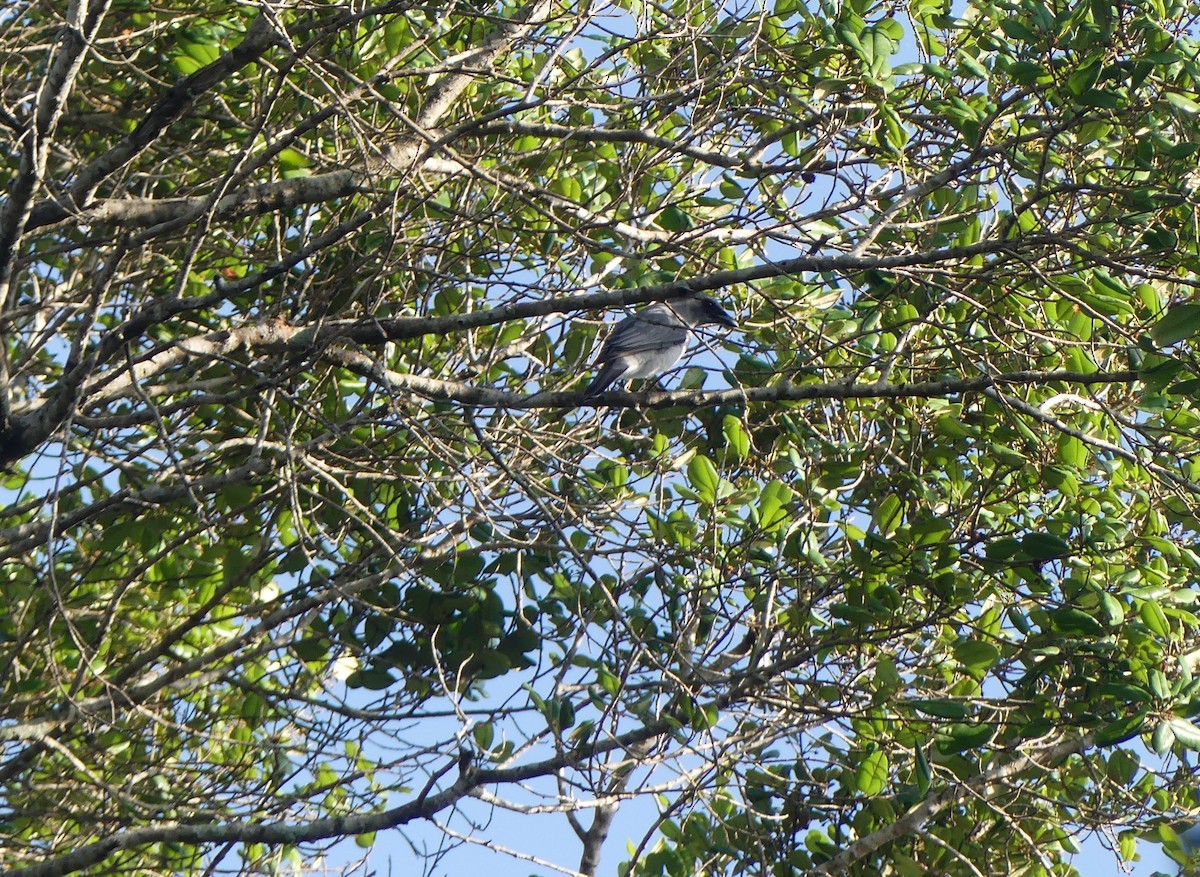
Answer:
(11, 707, 677, 877)
(577, 740, 653, 876)
(0, 231, 1123, 467)
(324, 348, 1139, 410)
(25, 170, 361, 234)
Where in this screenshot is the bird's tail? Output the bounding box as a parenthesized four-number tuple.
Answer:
(584, 362, 625, 398)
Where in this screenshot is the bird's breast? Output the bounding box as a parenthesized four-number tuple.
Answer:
(621, 346, 687, 379)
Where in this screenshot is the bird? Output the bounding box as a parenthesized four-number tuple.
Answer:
(583, 293, 737, 397)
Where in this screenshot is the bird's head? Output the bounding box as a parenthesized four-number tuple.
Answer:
(675, 293, 737, 329)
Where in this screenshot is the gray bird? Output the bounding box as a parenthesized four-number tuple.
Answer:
(584, 294, 737, 397)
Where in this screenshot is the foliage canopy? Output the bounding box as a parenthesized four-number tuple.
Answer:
(4, 0, 1200, 875)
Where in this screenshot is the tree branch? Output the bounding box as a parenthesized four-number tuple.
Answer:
(50, 12, 283, 218)
(811, 736, 1092, 874)
(10, 705, 678, 877)
(24, 0, 558, 235)
(0, 234, 1134, 467)
(0, 0, 114, 425)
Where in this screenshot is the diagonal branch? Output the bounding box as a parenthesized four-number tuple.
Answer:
(811, 735, 1092, 874)
(0, 0, 115, 425)
(51, 12, 283, 217)
(24, 0, 559, 235)
(0, 0, 113, 283)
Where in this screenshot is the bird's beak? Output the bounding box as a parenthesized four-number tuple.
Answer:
(713, 309, 737, 329)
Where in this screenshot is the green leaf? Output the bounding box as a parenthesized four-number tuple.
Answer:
(1152, 720, 1174, 755)
(1058, 435, 1089, 470)
(806, 828, 838, 857)
(1139, 599, 1171, 638)
(1166, 378, 1200, 398)
(959, 54, 987, 79)
(656, 206, 692, 231)
(953, 640, 1000, 672)
(1095, 683, 1153, 703)
(182, 39, 220, 66)
(1165, 92, 1200, 114)
(937, 722, 995, 755)
(1151, 304, 1200, 346)
(1005, 60, 1044, 83)
(597, 666, 621, 696)
(1149, 669, 1170, 700)
(558, 697, 576, 731)
(470, 650, 513, 679)
(473, 722, 495, 750)
(1020, 533, 1071, 561)
(1098, 591, 1125, 625)
(687, 455, 719, 504)
(1049, 607, 1105, 636)
(1141, 356, 1185, 392)
(722, 415, 750, 462)
(278, 148, 311, 172)
(914, 745, 931, 794)
(1167, 717, 1200, 751)
(170, 54, 203, 75)
(873, 494, 902, 537)
(1094, 711, 1148, 747)
(293, 637, 329, 662)
(985, 536, 1023, 561)
(719, 178, 745, 199)
(911, 699, 971, 719)
(1067, 60, 1102, 95)
(781, 129, 801, 157)
(346, 667, 395, 690)
(999, 19, 1037, 41)
(757, 480, 793, 531)
(934, 415, 972, 438)
(855, 748, 888, 796)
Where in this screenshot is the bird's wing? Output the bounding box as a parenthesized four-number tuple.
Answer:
(597, 308, 689, 358)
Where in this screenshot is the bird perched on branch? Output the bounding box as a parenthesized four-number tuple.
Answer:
(584, 293, 737, 398)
